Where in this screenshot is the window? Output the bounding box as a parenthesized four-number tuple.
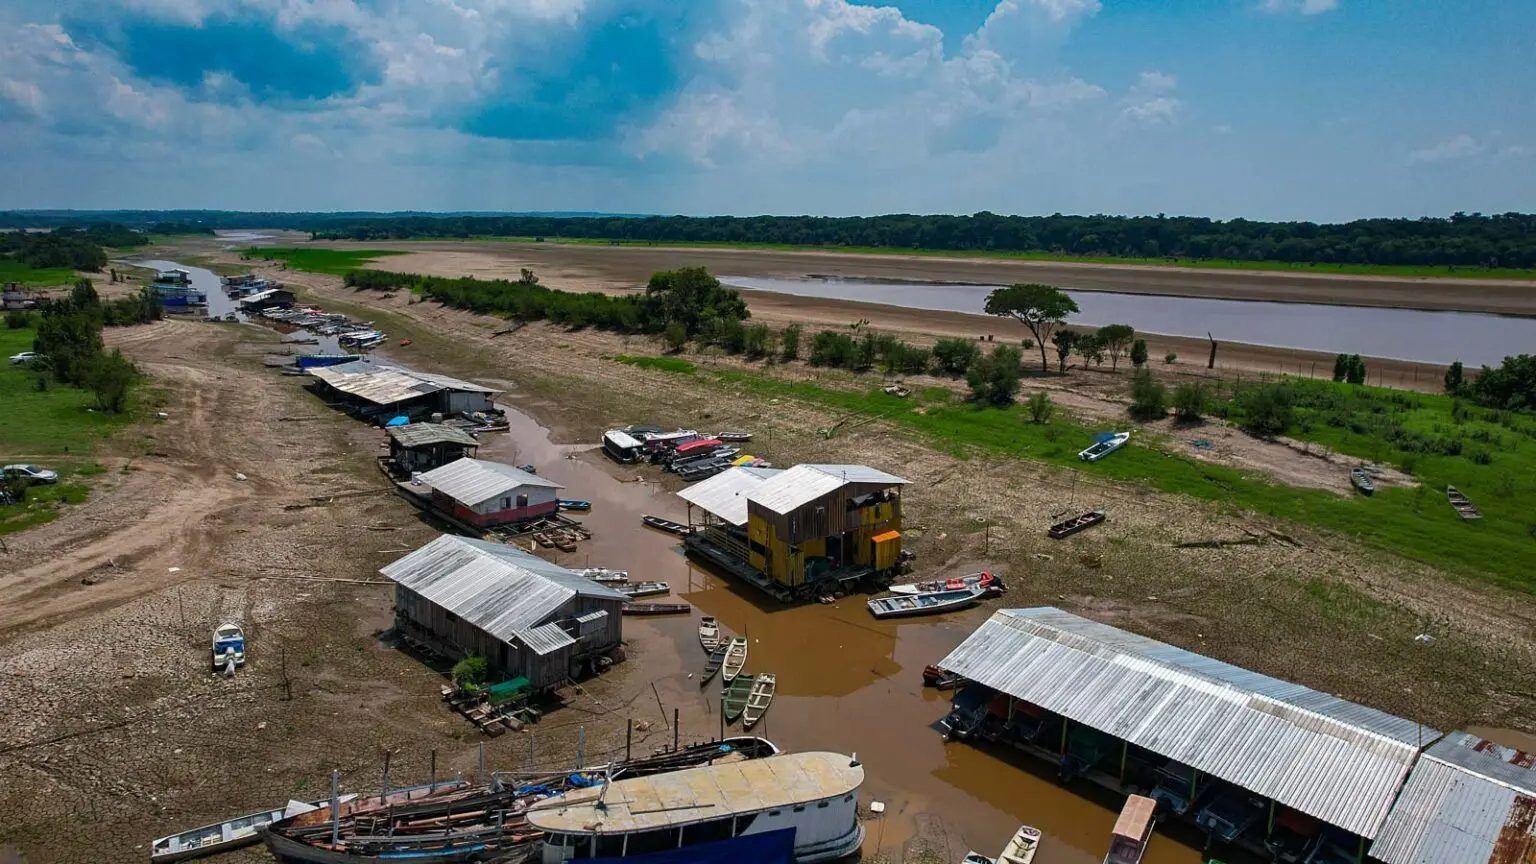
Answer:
(625, 828, 682, 855)
(596, 835, 625, 857)
(793, 805, 806, 813)
(501, 496, 512, 510)
(816, 801, 830, 809)
(844, 795, 854, 802)
(767, 810, 781, 817)
(684, 817, 734, 845)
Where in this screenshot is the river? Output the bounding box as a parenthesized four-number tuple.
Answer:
(469, 405, 1212, 864)
(722, 276, 1536, 367)
(136, 260, 345, 353)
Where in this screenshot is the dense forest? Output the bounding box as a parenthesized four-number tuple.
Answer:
(0, 228, 121, 271)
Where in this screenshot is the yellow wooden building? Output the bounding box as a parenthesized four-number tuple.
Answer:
(679, 464, 910, 598)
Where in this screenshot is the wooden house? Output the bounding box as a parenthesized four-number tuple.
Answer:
(417, 458, 561, 527)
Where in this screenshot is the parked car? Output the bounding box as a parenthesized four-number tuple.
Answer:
(8, 351, 43, 365)
(2, 464, 58, 484)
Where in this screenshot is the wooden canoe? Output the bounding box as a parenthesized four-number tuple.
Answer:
(723, 674, 754, 723)
(1047, 509, 1106, 539)
(867, 586, 986, 619)
(1350, 467, 1375, 495)
(622, 602, 691, 616)
(714, 431, 753, 442)
(616, 581, 670, 599)
(575, 567, 628, 584)
(721, 636, 748, 684)
(742, 673, 776, 730)
(641, 514, 691, 535)
(1447, 486, 1483, 520)
(701, 643, 727, 686)
(699, 616, 721, 652)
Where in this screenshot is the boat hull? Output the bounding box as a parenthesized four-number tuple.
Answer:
(264, 828, 498, 864)
(867, 588, 984, 619)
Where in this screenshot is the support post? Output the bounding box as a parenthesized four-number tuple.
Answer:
(382, 750, 391, 799)
(673, 708, 680, 751)
(1189, 768, 1199, 804)
(330, 768, 340, 847)
(530, 734, 536, 771)
(626, 718, 633, 762)
(1267, 799, 1276, 838)
(1060, 717, 1069, 756)
(719, 698, 725, 740)
(577, 725, 585, 769)
(1119, 740, 1128, 785)
(1207, 332, 1218, 369)
(478, 742, 485, 784)
(430, 749, 437, 792)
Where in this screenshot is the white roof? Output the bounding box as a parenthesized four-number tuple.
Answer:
(604, 429, 642, 449)
(308, 361, 498, 406)
(677, 467, 784, 525)
(748, 464, 909, 515)
(527, 752, 863, 834)
(381, 535, 625, 641)
(418, 458, 560, 506)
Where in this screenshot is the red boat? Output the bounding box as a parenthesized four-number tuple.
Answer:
(922, 665, 963, 689)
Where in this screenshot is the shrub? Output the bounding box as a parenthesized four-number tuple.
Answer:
(932, 337, 981, 376)
(452, 655, 490, 688)
(1468, 447, 1493, 465)
(662, 320, 688, 352)
(1332, 353, 1349, 382)
(743, 323, 773, 359)
(1236, 383, 1295, 436)
(5, 311, 29, 329)
(780, 322, 802, 361)
(809, 330, 857, 367)
(884, 341, 930, 374)
(1025, 391, 1054, 424)
(1172, 381, 1209, 421)
(80, 348, 137, 413)
(1131, 339, 1149, 367)
(1163, 352, 1178, 364)
(1128, 369, 1169, 421)
(966, 345, 1023, 405)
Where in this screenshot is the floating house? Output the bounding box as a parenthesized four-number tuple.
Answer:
(937, 608, 1454, 863)
(156, 268, 192, 286)
(678, 464, 909, 601)
(2, 282, 36, 311)
(387, 423, 480, 474)
(417, 458, 561, 527)
(382, 535, 626, 689)
(237, 287, 295, 311)
(307, 360, 497, 421)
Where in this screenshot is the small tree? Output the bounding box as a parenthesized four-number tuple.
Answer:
(1164, 352, 1178, 364)
(1077, 334, 1106, 369)
(1051, 330, 1078, 373)
(518, 268, 540, 286)
(1128, 368, 1168, 421)
(743, 323, 772, 359)
(932, 337, 981, 376)
(662, 320, 688, 352)
(1332, 353, 1350, 382)
(1096, 324, 1135, 370)
(1173, 381, 1209, 421)
(966, 345, 1023, 405)
(452, 655, 490, 689)
(983, 283, 1080, 371)
(1236, 384, 1295, 436)
(780, 322, 802, 361)
(81, 349, 137, 413)
(1130, 339, 1149, 368)
(1025, 390, 1054, 424)
(1444, 360, 1465, 394)
(1346, 354, 1367, 385)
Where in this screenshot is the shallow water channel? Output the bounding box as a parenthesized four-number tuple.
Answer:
(471, 404, 1210, 864)
(137, 260, 345, 353)
(723, 275, 1536, 367)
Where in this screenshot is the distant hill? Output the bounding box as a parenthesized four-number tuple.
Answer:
(0, 210, 655, 231)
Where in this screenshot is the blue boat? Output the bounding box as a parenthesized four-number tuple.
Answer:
(867, 585, 986, 619)
(558, 499, 592, 512)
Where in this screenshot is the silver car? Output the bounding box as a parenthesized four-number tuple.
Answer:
(2, 464, 59, 484)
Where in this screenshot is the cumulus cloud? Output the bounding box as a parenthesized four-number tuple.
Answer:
(1497, 144, 1534, 159)
(1260, 0, 1339, 14)
(1121, 69, 1180, 124)
(1407, 134, 1483, 165)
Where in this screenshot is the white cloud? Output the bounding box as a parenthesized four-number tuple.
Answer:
(1137, 70, 1176, 93)
(1260, 0, 1338, 15)
(1407, 134, 1483, 165)
(1496, 144, 1534, 159)
(1, 78, 45, 115)
(1121, 69, 1181, 125)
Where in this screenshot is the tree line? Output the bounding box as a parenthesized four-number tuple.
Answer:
(7, 280, 160, 412)
(1, 230, 113, 272)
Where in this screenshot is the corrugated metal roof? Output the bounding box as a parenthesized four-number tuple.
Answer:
(418, 458, 561, 506)
(1371, 732, 1536, 864)
(938, 608, 1436, 839)
(387, 423, 480, 448)
(517, 622, 576, 657)
(677, 466, 784, 525)
(749, 464, 909, 515)
(381, 535, 625, 642)
(409, 370, 498, 394)
(308, 362, 498, 406)
(575, 610, 608, 636)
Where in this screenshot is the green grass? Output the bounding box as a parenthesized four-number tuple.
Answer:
(241, 247, 407, 276)
(476, 237, 1536, 280)
(0, 259, 79, 287)
(620, 354, 1536, 591)
(0, 327, 136, 534)
(614, 355, 697, 375)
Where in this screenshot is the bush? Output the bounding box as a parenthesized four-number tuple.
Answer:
(743, 323, 772, 359)
(1130, 339, 1149, 367)
(1468, 447, 1493, 465)
(5, 311, 30, 329)
(81, 349, 137, 413)
(780, 323, 802, 361)
(1332, 353, 1349, 382)
(809, 330, 858, 368)
(1236, 384, 1295, 436)
(883, 341, 930, 374)
(1129, 369, 1168, 420)
(1172, 381, 1209, 421)
(966, 345, 1023, 405)
(1164, 352, 1178, 364)
(662, 320, 688, 352)
(1025, 390, 1054, 424)
(932, 337, 981, 376)
(452, 655, 490, 688)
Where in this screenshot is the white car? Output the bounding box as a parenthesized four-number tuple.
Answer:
(2, 464, 59, 484)
(8, 351, 42, 365)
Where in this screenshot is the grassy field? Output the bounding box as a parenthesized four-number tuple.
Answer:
(0, 327, 133, 535)
(617, 354, 1536, 591)
(614, 355, 697, 375)
(480, 237, 1536, 280)
(241, 247, 407, 276)
(0, 259, 79, 287)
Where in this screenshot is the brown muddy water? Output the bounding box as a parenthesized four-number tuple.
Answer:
(474, 403, 1210, 864)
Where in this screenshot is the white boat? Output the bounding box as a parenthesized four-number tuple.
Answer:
(742, 673, 775, 730)
(150, 796, 353, 862)
(212, 623, 245, 671)
(721, 636, 748, 684)
(616, 581, 669, 599)
(529, 751, 865, 864)
(999, 824, 1042, 864)
(699, 616, 721, 652)
(575, 567, 629, 584)
(889, 571, 1001, 596)
(867, 586, 987, 619)
(1079, 431, 1131, 462)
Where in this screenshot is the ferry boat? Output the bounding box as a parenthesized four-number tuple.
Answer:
(527, 751, 866, 864)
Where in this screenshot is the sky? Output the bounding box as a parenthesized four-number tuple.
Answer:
(0, 0, 1532, 221)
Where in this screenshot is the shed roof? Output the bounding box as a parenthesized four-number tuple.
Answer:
(418, 458, 561, 506)
(526, 752, 863, 834)
(677, 466, 785, 526)
(748, 464, 909, 516)
(238, 288, 290, 304)
(1370, 732, 1536, 864)
(387, 423, 480, 449)
(938, 608, 1435, 839)
(308, 361, 499, 406)
(381, 535, 625, 642)
(516, 621, 577, 657)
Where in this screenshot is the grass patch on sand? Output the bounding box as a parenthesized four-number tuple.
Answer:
(241, 247, 407, 276)
(0, 259, 79, 287)
(614, 355, 697, 375)
(480, 237, 1536, 280)
(698, 365, 1536, 592)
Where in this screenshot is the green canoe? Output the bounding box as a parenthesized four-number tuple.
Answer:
(723, 674, 754, 723)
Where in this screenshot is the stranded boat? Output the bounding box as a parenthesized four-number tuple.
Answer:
(999, 825, 1042, 864)
(1079, 431, 1131, 462)
(713, 430, 754, 442)
(150, 796, 354, 863)
(640, 514, 691, 536)
(1447, 485, 1483, 520)
(701, 643, 728, 686)
(212, 623, 245, 672)
(1350, 466, 1375, 495)
(721, 636, 748, 684)
(723, 674, 754, 723)
(528, 751, 865, 864)
(574, 568, 628, 584)
(890, 571, 1002, 595)
(1047, 509, 1106, 540)
(867, 586, 987, 620)
(616, 581, 669, 599)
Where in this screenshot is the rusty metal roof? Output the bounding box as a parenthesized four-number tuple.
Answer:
(309, 361, 498, 406)
(516, 621, 576, 657)
(1371, 732, 1536, 864)
(938, 608, 1435, 839)
(677, 466, 784, 525)
(748, 464, 909, 515)
(381, 536, 625, 642)
(418, 458, 561, 506)
(387, 423, 480, 449)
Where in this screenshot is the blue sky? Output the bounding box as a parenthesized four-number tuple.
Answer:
(0, 0, 1531, 220)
